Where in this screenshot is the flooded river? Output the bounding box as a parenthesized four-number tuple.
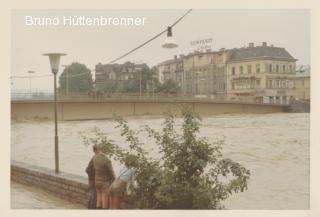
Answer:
(11, 113, 309, 209)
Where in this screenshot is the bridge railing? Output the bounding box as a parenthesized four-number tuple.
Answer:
(10, 91, 291, 106)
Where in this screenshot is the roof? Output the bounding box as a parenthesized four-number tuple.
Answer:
(158, 58, 183, 66)
(296, 66, 310, 77)
(228, 46, 296, 62)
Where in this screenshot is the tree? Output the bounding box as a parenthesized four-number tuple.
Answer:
(83, 108, 250, 209)
(156, 79, 179, 94)
(96, 63, 155, 94)
(59, 62, 93, 94)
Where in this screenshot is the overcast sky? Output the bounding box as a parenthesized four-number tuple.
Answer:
(11, 9, 310, 92)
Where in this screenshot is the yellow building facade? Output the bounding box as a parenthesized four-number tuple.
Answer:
(226, 43, 297, 104)
(294, 67, 310, 100)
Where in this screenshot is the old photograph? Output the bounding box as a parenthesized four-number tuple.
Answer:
(10, 9, 310, 210)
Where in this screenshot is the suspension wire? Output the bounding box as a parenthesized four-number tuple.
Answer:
(108, 9, 192, 64)
(59, 71, 92, 78)
(11, 74, 52, 78)
(11, 10, 192, 83)
(11, 70, 93, 79)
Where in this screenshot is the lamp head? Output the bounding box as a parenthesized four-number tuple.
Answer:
(162, 27, 178, 49)
(43, 53, 67, 74)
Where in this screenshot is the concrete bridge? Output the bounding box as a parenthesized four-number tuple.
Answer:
(11, 98, 288, 121)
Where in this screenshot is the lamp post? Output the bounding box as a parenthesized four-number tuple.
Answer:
(28, 70, 35, 96)
(43, 53, 66, 173)
(151, 74, 158, 98)
(139, 69, 142, 98)
(134, 65, 143, 98)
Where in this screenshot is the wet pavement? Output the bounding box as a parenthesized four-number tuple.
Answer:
(11, 182, 85, 209)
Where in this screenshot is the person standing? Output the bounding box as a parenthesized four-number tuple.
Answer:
(110, 155, 137, 209)
(93, 145, 115, 209)
(85, 144, 99, 209)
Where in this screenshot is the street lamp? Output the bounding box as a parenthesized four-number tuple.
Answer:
(28, 70, 35, 95)
(151, 74, 158, 98)
(139, 68, 142, 98)
(194, 71, 200, 95)
(43, 53, 67, 173)
(162, 26, 178, 48)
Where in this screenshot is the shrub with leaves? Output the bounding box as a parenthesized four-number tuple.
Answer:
(83, 108, 250, 209)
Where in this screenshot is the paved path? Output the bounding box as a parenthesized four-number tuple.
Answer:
(11, 182, 85, 209)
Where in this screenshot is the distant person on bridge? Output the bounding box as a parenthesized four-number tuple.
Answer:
(85, 144, 99, 209)
(93, 144, 115, 209)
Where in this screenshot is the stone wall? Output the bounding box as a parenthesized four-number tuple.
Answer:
(11, 100, 286, 121)
(11, 160, 88, 207)
(285, 99, 310, 113)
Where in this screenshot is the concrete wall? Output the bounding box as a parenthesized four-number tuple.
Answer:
(11, 160, 88, 207)
(285, 100, 310, 113)
(11, 100, 286, 121)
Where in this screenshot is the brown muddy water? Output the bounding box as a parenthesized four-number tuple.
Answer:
(11, 113, 309, 209)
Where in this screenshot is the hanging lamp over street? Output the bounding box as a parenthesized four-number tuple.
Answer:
(162, 26, 178, 49)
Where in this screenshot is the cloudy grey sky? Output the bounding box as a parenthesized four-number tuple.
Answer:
(11, 9, 310, 92)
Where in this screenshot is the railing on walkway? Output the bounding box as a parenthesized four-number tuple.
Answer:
(10, 91, 291, 106)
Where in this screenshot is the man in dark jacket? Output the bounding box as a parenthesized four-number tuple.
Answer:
(85, 144, 99, 209)
(93, 145, 115, 209)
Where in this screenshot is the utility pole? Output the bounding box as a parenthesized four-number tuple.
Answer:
(139, 69, 142, 98)
(62, 65, 69, 98)
(43, 53, 66, 174)
(28, 70, 35, 96)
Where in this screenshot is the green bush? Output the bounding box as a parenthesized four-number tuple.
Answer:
(83, 108, 250, 209)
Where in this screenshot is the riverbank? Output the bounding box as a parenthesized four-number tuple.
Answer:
(11, 113, 309, 209)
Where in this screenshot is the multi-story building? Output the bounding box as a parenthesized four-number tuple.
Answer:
(95, 61, 148, 86)
(157, 50, 230, 99)
(294, 65, 310, 101)
(226, 42, 297, 104)
(182, 49, 231, 99)
(156, 55, 184, 89)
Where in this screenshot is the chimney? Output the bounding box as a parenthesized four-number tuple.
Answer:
(262, 42, 267, 47)
(249, 42, 254, 48)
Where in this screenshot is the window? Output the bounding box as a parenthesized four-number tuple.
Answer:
(232, 67, 236, 75)
(256, 64, 261, 73)
(289, 65, 292, 72)
(282, 65, 286, 73)
(248, 65, 252, 74)
(256, 80, 261, 87)
(250, 80, 254, 88)
(301, 80, 304, 87)
(240, 66, 243, 74)
(269, 64, 272, 72)
(276, 64, 279, 73)
(276, 80, 280, 88)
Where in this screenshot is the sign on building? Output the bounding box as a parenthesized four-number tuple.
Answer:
(190, 37, 213, 51)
